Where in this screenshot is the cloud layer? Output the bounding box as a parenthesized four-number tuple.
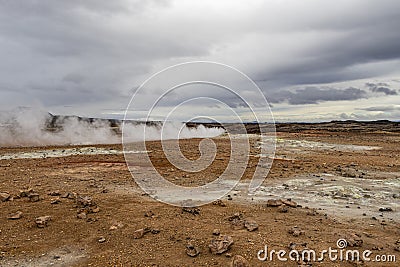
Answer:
(1, 0, 400, 121)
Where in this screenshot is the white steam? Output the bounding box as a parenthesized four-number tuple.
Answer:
(0, 108, 224, 147)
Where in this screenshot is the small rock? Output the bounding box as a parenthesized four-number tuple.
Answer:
(8, 211, 23, 220)
(0, 192, 11, 202)
(231, 255, 249, 267)
(186, 242, 200, 257)
(150, 228, 160, 234)
(50, 198, 61, 204)
(244, 219, 258, 232)
(35, 216, 51, 228)
(19, 188, 34, 198)
(363, 232, 373, 238)
(28, 193, 40, 202)
(98, 237, 106, 243)
(77, 212, 87, 219)
(109, 222, 124, 230)
(76, 195, 99, 214)
(228, 213, 244, 230)
(346, 233, 363, 247)
(282, 199, 297, 208)
(76, 196, 94, 207)
(225, 253, 232, 258)
(213, 229, 221, 236)
(266, 199, 283, 207)
(288, 226, 305, 237)
(48, 191, 61, 196)
(278, 204, 288, 213)
(144, 210, 155, 218)
(379, 207, 393, 212)
(60, 192, 71, 198)
(133, 229, 145, 239)
(91, 206, 100, 213)
(212, 199, 227, 207)
(209, 235, 234, 254)
(182, 207, 200, 215)
(394, 246, 400, 252)
(306, 209, 318, 216)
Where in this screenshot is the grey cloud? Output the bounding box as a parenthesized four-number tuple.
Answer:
(269, 87, 367, 105)
(358, 105, 400, 112)
(365, 82, 398, 95)
(1, 0, 400, 120)
(62, 73, 86, 84)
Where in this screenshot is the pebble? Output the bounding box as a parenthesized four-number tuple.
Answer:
(109, 222, 124, 231)
(77, 212, 87, 219)
(144, 210, 155, 218)
(244, 219, 258, 232)
(19, 188, 34, 198)
(209, 235, 234, 254)
(133, 229, 145, 239)
(345, 233, 363, 247)
(228, 213, 244, 230)
(288, 226, 305, 237)
(8, 211, 23, 220)
(48, 191, 61, 196)
(50, 198, 61, 204)
(212, 229, 221, 236)
(182, 207, 200, 215)
(186, 242, 200, 257)
(379, 207, 393, 212)
(0, 192, 11, 202)
(266, 199, 283, 207)
(212, 199, 227, 207)
(35, 216, 52, 228)
(278, 204, 288, 213)
(231, 255, 249, 267)
(282, 199, 297, 208)
(28, 193, 40, 202)
(98, 237, 106, 243)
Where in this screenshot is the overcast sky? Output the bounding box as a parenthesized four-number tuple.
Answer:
(1, 0, 400, 122)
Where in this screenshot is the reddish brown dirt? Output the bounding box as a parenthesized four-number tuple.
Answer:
(0, 131, 399, 266)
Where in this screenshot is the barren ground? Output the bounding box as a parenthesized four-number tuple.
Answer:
(0, 130, 399, 266)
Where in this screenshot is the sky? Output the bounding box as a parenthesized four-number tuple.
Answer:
(1, 0, 400, 122)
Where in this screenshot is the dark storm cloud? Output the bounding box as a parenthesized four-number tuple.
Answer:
(269, 87, 368, 105)
(365, 82, 398, 95)
(0, 0, 400, 118)
(252, 1, 400, 86)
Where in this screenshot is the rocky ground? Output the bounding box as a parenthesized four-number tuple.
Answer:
(0, 128, 399, 266)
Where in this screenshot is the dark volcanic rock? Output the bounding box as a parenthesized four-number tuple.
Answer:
(379, 207, 393, 212)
